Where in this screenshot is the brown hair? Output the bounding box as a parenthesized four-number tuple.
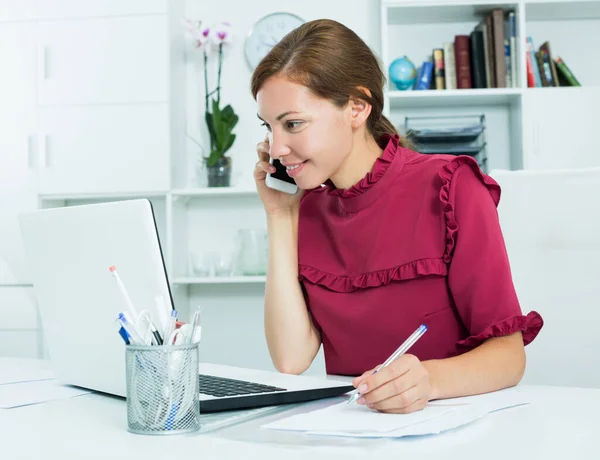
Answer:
(250, 19, 410, 149)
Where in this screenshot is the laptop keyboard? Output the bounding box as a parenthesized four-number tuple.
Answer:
(199, 374, 287, 397)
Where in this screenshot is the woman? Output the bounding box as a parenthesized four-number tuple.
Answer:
(251, 19, 543, 414)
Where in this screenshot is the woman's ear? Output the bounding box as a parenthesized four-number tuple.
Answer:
(349, 87, 373, 129)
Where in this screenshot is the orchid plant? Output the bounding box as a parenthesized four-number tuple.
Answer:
(186, 20, 239, 168)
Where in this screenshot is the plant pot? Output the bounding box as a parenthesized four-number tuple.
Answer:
(206, 156, 232, 187)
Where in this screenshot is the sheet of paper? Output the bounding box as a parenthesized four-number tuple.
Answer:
(0, 379, 91, 409)
(262, 387, 530, 437)
(262, 400, 456, 433)
(428, 386, 530, 413)
(307, 406, 488, 438)
(0, 358, 55, 385)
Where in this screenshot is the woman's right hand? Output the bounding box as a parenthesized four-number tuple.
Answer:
(254, 135, 303, 216)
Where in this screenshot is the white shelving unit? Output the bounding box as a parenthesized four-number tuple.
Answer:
(381, 0, 600, 172)
(167, 189, 267, 309)
(38, 191, 169, 201)
(387, 87, 522, 109)
(37, 190, 266, 289)
(171, 187, 257, 198)
(172, 276, 267, 285)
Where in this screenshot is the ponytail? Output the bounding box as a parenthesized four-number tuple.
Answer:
(371, 114, 414, 150)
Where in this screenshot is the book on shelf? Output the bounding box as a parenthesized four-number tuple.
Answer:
(555, 57, 581, 87)
(504, 39, 512, 88)
(443, 42, 457, 90)
(470, 29, 487, 89)
(406, 8, 518, 91)
(476, 16, 495, 88)
(507, 11, 517, 88)
(535, 50, 552, 86)
(454, 35, 472, 89)
(491, 9, 506, 88)
(433, 48, 446, 90)
(526, 37, 581, 88)
(395, 9, 583, 92)
(539, 41, 559, 86)
(526, 36, 542, 87)
(415, 61, 434, 90)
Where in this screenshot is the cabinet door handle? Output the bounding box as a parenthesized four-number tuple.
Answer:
(27, 135, 34, 169)
(39, 134, 49, 168)
(39, 46, 49, 79)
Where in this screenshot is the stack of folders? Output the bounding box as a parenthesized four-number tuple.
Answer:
(110, 265, 201, 347)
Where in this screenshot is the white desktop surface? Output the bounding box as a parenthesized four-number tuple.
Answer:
(0, 360, 598, 460)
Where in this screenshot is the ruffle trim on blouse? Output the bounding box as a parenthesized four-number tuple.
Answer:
(456, 311, 544, 352)
(439, 156, 501, 263)
(298, 258, 447, 293)
(324, 134, 400, 199)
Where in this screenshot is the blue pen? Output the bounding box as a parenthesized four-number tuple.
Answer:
(114, 318, 131, 345)
(118, 326, 131, 345)
(346, 324, 428, 406)
(117, 312, 145, 345)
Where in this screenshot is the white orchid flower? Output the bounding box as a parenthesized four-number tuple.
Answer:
(182, 19, 212, 50)
(209, 21, 233, 47)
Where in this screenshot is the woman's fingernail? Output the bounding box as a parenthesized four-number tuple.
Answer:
(368, 404, 374, 409)
(357, 397, 366, 405)
(270, 166, 276, 172)
(358, 384, 367, 393)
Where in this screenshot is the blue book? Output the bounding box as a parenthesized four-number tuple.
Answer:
(415, 61, 434, 90)
(527, 36, 542, 87)
(412, 65, 424, 90)
(505, 38, 511, 88)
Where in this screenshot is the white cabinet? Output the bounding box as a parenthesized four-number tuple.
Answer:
(36, 15, 168, 106)
(0, 1, 184, 359)
(0, 0, 34, 21)
(32, 0, 167, 19)
(522, 87, 600, 170)
(0, 23, 36, 139)
(37, 104, 170, 195)
(0, 23, 38, 284)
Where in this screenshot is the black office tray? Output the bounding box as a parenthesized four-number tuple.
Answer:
(417, 143, 486, 156)
(408, 124, 484, 144)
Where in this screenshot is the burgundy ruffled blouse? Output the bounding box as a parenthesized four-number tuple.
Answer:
(297, 134, 543, 376)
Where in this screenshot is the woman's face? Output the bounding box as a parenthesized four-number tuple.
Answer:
(256, 76, 354, 190)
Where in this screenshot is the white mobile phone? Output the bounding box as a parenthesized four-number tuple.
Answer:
(265, 157, 299, 195)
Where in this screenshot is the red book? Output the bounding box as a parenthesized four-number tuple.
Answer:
(526, 47, 536, 87)
(454, 35, 472, 89)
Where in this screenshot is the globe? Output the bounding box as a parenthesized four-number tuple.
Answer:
(389, 56, 417, 91)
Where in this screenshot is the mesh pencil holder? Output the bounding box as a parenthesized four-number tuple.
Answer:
(125, 343, 200, 435)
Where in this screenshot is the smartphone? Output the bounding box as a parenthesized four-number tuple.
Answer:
(265, 157, 299, 195)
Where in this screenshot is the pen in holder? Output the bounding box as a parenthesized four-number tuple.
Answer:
(125, 343, 200, 435)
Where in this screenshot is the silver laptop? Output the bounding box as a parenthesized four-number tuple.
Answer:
(18, 199, 353, 412)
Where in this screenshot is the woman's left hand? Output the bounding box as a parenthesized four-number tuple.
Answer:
(351, 354, 434, 414)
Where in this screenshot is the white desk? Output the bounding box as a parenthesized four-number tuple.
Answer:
(1, 360, 599, 460)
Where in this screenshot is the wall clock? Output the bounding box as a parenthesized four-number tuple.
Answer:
(244, 12, 305, 70)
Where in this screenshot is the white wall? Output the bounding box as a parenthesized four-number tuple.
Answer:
(184, 0, 381, 189)
(181, 1, 381, 374)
